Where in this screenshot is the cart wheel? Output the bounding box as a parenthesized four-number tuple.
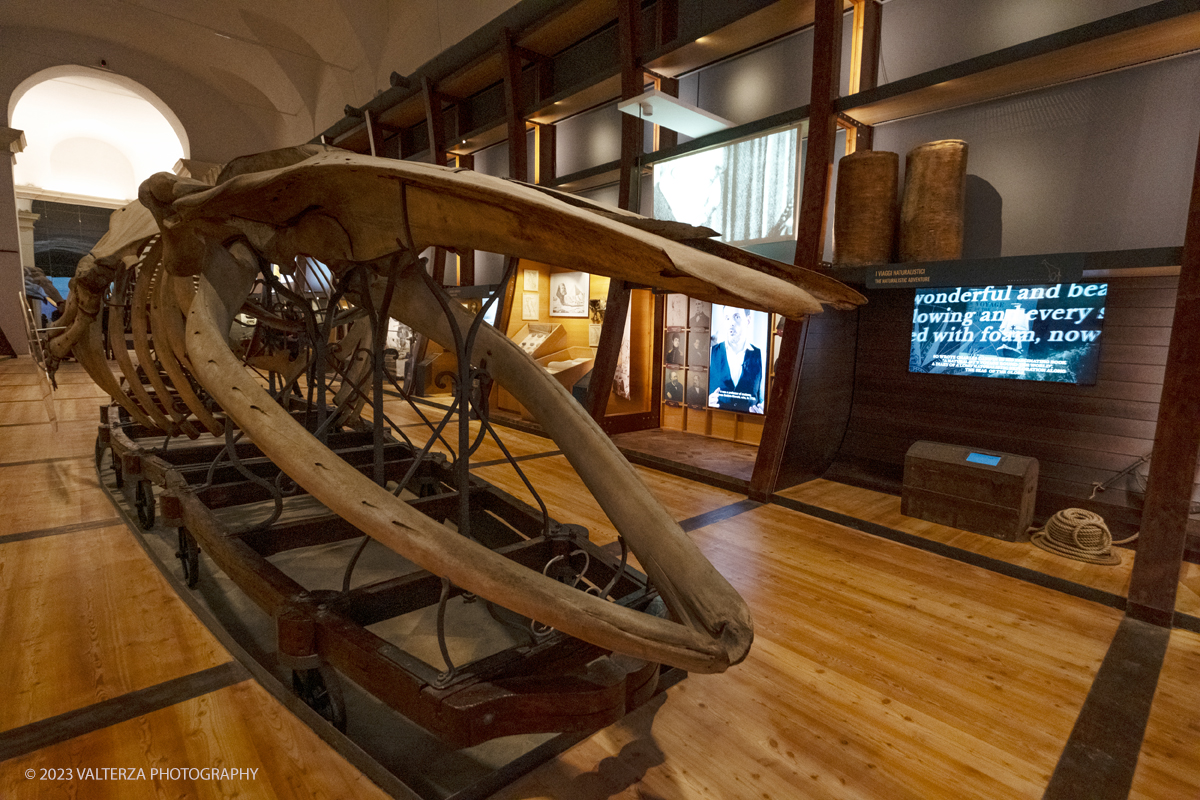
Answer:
(292, 666, 347, 731)
(94, 436, 107, 473)
(112, 450, 124, 489)
(175, 528, 200, 588)
(135, 480, 156, 529)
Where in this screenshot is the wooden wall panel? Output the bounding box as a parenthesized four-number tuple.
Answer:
(825, 275, 1185, 540)
(775, 308, 859, 489)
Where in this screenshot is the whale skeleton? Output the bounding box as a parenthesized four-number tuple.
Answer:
(47, 145, 864, 675)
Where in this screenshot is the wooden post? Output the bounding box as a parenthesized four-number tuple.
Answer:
(534, 122, 556, 186)
(586, 0, 643, 422)
(422, 76, 448, 168)
(1127, 124, 1200, 626)
(363, 109, 381, 158)
(652, 74, 680, 152)
(455, 153, 476, 286)
(616, 0, 643, 213)
(847, 0, 881, 152)
(0, 128, 27, 356)
(749, 0, 843, 501)
(501, 28, 529, 184)
(656, 0, 678, 47)
(495, 27, 529, 339)
(422, 77, 450, 284)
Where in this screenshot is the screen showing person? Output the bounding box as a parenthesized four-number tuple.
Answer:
(663, 367, 685, 405)
(664, 331, 686, 365)
(708, 304, 769, 414)
(686, 370, 707, 408)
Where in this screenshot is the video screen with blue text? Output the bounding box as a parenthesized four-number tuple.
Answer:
(909, 282, 1107, 385)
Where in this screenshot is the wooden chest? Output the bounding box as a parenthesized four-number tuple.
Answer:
(901, 441, 1038, 542)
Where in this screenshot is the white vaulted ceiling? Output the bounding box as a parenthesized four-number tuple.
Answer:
(1, 0, 521, 159)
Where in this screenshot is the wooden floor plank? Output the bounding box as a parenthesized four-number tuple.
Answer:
(1129, 627, 1200, 800)
(0, 397, 107, 425)
(491, 502, 1123, 800)
(472, 453, 746, 548)
(0, 459, 114, 535)
(0, 523, 230, 732)
(0, 419, 106, 462)
(0, 679, 397, 800)
(1045, 617, 1169, 800)
(367, 398, 560, 462)
(780, 478, 1137, 600)
(6, 359, 1200, 800)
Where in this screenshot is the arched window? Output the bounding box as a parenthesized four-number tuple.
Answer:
(9, 67, 188, 205)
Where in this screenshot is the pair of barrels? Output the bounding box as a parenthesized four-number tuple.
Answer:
(833, 139, 967, 265)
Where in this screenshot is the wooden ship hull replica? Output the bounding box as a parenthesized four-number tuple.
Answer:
(41, 145, 864, 748)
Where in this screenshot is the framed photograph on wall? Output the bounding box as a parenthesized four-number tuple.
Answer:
(688, 332, 710, 369)
(665, 293, 688, 328)
(686, 369, 708, 409)
(664, 330, 686, 366)
(549, 271, 589, 317)
(522, 293, 539, 321)
(689, 298, 711, 330)
(522, 268, 539, 292)
(662, 366, 685, 406)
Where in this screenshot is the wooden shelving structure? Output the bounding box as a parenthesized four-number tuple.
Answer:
(840, 0, 1200, 126)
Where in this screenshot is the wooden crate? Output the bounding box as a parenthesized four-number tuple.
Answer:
(901, 440, 1038, 541)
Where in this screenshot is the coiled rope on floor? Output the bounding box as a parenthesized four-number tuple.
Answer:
(1030, 508, 1123, 566)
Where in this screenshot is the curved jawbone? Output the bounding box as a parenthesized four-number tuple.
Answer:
(186, 236, 752, 672)
(143, 147, 865, 672)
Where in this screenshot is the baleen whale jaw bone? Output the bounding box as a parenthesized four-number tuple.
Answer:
(50, 146, 867, 674)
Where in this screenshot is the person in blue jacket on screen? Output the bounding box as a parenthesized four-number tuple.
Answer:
(708, 306, 763, 414)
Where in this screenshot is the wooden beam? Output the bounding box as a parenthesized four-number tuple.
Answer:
(497, 27, 529, 330)
(617, 0, 644, 210)
(422, 76, 448, 167)
(455, 152, 476, 286)
(501, 27, 529, 183)
(534, 122, 557, 186)
(1127, 123, 1200, 625)
(750, 0, 843, 501)
(585, 280, 632, 421)
(656, 0, 679, 47)
(363, 109, 381, 158)
(652, 75, 680, 152)
(457, 249, 475, 287)
(847, 0, 881, 152)
(423, 77, 452, 284)
(587, 0, 643, 422)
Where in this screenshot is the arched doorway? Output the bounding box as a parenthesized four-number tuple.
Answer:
(7, 67, 189, 326)
(9, 65, 189, 205)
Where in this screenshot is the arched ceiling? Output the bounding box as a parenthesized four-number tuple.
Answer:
(1, 0, 521, 147)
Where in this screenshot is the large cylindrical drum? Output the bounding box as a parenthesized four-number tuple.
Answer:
(899, 139, 967, 262)
(833, 149, 898, 265)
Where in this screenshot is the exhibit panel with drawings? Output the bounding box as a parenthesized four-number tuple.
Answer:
(32, 145, 862, 794)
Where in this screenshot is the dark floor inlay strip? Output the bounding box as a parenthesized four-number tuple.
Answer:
(679, 499, 762, 532)
(1043, 616, 1170, 800)
(472, 450, 563, 469)
(770, 494, 1128, 611)
(0, 661, 249, 762)
(617, 448, 752, 494)
(0, 517, 124, 545)
(0, 454, 90, 469)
